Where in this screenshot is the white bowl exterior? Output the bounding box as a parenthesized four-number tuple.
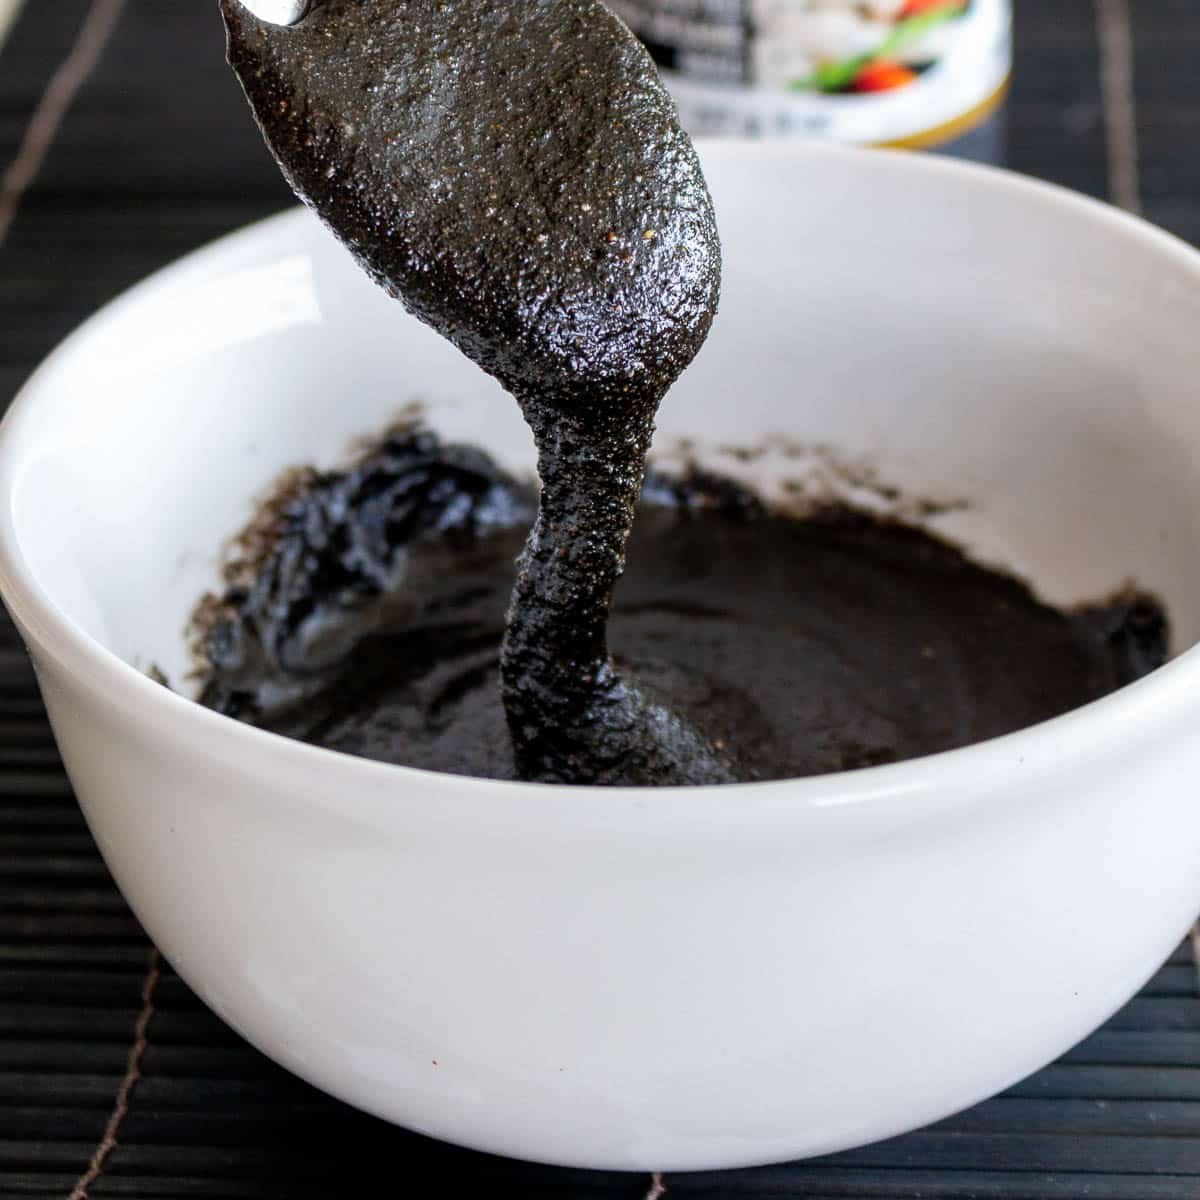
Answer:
(29, 640, 1200, 1170)
(4, 143, 1200, 1169)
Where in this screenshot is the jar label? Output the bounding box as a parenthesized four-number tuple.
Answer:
(610, 0, 1012, 145)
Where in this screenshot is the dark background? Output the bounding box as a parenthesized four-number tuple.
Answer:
(2, 2, 1200, 1197)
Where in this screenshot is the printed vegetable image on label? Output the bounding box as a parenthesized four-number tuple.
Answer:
(610, 0, 1011, 153)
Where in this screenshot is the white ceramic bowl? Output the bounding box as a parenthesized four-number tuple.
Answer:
(3, 143, 1200, 1172)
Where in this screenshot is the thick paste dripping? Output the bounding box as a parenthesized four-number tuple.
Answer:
(221, 0, 727, 784)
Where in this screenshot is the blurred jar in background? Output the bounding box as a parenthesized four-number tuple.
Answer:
(611, 0, 1012, 163)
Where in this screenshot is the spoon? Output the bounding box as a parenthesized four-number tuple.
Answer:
(220, 0, 731, 784)
(236, 0, 309, 24)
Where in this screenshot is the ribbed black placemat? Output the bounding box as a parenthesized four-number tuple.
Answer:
(3, 2, 1200, 1196)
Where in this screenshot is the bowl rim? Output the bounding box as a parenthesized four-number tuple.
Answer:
(3, 138, 1200, 822)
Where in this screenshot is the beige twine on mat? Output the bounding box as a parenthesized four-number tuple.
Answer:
(0, 0, 127, 244)
(0, 0, 21, 47)
(67, 949, 161, 1200)
(1093, 0, 1142, 215)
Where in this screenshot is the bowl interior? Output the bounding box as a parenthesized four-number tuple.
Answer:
(9, 143, 1200, 690)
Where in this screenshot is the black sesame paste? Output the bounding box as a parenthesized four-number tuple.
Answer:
(221, 0, 730, 783)
(194, 430, 1168, 784)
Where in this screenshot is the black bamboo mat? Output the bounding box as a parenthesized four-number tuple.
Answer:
(3, 2, 1200, 1197)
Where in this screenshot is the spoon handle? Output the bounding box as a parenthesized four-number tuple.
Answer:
(233, 0, 312, 26)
